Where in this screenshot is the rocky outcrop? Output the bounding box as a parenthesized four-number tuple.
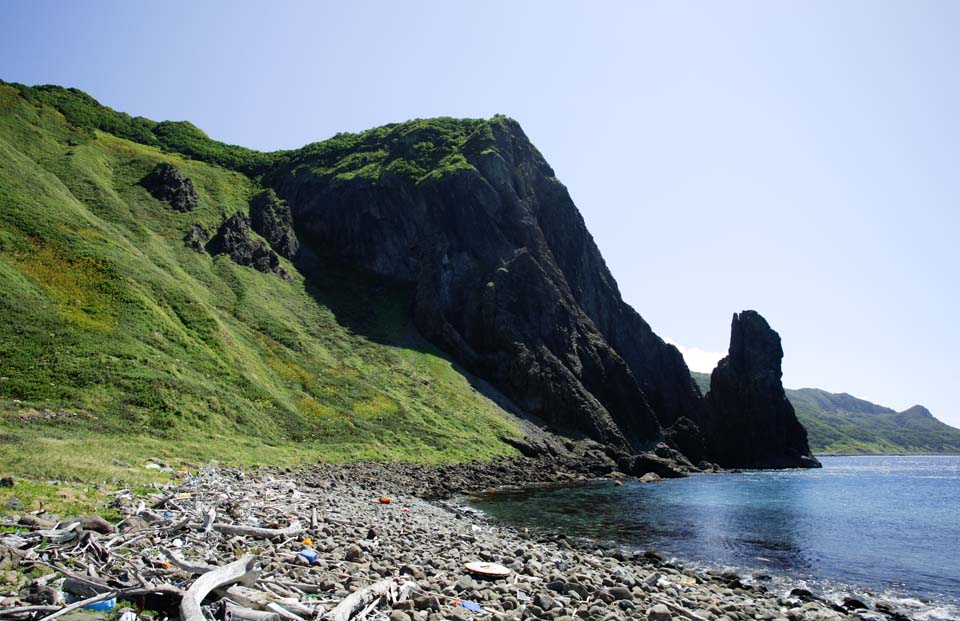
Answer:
(141, 163, 198, 212)
(704, 311, 820, 468)
(250, 189, 299, 259)
(207, 213, 290, 280)
(183, 223, 210, 252)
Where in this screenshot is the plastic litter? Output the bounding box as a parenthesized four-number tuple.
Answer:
(378, 497, 391, 504)
(298, 548, 318, 564)
(84, 598, 116, 612)
(464, 561, 511, 578)
(460, 600, 483, 612)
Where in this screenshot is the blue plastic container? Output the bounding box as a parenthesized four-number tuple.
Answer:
(298, 548, 318, 564)
(84, 598, 116, 612)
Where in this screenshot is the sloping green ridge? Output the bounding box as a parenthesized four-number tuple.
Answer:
(0, 82, 522, 482)
(691, 372, 960, 454)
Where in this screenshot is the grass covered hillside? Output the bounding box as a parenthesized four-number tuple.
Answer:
(691, 372, 960, 454)
(0, 82, 524, 486)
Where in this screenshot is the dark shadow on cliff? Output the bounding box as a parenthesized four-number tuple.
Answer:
(293, 247, 556, 438)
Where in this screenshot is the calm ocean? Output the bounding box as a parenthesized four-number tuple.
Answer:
(470, 455, 960, 621)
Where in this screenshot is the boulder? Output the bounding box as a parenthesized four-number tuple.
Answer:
(618, 453, 686, 479)
(842, 597, 868, 611)
(183, 223, 210, 252)
(0, 545, 25, 571)
(141, 163, 198, 212)
(18, 515, 56, 529)
(81, 515, 116, 534)
(118, 515, 149, 534)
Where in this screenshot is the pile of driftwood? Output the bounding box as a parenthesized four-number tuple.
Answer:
(0, 470, 420, 621)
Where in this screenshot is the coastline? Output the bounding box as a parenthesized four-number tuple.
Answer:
(0, 461, 906, 621)
(814, 453, 960, 457)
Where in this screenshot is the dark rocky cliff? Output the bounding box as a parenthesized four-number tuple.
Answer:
(705, 311, 820, 468)
(272, 116, 813, 468)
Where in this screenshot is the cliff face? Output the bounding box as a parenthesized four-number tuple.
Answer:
(705, 311, 820, 468)
(278, 119, 690, 450)
(275, 118, 720, 458)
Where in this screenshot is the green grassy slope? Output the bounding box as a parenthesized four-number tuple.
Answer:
(691, 372, 960, 454)
(0, 82, 522, 484)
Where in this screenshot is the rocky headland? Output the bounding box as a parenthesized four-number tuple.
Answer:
(273, 117, 820, 471)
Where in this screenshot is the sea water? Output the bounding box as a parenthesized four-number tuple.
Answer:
(470, 455, 960, 620)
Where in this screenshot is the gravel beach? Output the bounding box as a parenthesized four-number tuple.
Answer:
(0, 461, 876, 621)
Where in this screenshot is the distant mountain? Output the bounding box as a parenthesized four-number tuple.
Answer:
(691, 372, 960, 454)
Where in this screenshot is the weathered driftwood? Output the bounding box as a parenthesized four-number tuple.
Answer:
(202, 507, 217, 533)
(24, 524, 79, 545)
(0, 605, 59, 618)
(162, 547, 217, 574)
(4, 468, 463, 621)
(223, 599, 282, 621)
(327, 578, 416, 621)
(152, 493, 175, 509)
(269, 581, 322, 595)
(265, 602, 308, 621)
(221, 585, 317, 618)
(180, 555, 260, 621)
(653, 597, 711, 621)
(211, 521, 303, 539)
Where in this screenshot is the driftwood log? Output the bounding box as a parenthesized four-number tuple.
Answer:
(210, 521, 303, 539)
(327, 578, 416, 621)
(180, 555, 260, 621)
(221, 585, 317, 618)
(223, 600, 282, 621)
(161, 547, 217, 574)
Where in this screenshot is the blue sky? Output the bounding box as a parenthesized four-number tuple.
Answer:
(2, 1, 957, 425)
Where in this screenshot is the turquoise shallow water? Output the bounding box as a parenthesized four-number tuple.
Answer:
(470, 455, 960, 620)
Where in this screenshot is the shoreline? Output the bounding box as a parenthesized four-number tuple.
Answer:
(814, 453, 960, 457)
(0, 461, 927, 621)
(461, 468, 960, 621)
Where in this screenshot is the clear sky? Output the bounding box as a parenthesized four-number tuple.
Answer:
(1, 1, 957, 425)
